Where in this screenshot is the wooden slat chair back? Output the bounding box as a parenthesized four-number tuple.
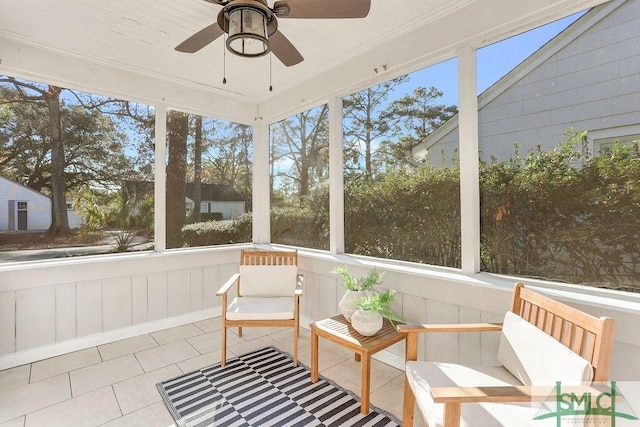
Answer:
(217, 249, 302, 367)
(240, 250, 298, 266)
(511, 284, 615, 381)
(399, 282, 616, 427)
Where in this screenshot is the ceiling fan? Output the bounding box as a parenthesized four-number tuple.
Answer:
(175, 0, 371, 67)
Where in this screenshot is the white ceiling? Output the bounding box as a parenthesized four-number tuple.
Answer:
(0, 0, 609, 123)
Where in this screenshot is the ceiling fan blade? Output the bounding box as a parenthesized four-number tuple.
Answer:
(270, 30, 303, 67)
(273, 0, 371, 19)
(175, 23, 224, 53)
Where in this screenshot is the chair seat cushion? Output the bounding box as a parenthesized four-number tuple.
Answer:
(406, 361, 536, 427)
(226, 296, 295, 321)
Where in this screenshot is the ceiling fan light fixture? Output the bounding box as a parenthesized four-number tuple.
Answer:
(226, 6, 270, 58)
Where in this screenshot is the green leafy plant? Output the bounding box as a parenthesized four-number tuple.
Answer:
(331, 266, 385, 292)
(355, 289, 404, 326)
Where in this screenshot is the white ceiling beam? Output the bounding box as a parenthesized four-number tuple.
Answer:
(0, 37, 258, 124)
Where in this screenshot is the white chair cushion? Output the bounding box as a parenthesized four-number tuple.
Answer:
(226, 296, 295, 321)
(406, 361, 535, 427)
(239, 265, 298, 297)
(497, 311, 593, 385)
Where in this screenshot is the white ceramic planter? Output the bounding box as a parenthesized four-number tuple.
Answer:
(339, 290, 365, 322)
(351, 309, 383, 336)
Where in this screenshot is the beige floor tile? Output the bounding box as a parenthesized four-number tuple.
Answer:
(193, 317, 221, 333)
(370, 379, 404, 420)
(176, 350, 222, 374)
(0, 364, 30, 391)
(270, 327, 311, 349)
(300, 343, 351, 373)
(321, 370, 360, 396)
(25, 386, 120, 427)
(150, 324, 204, 345)
(70, 354, 143, 396)
(187, 331, 242, 354)
(392, 371, 406, 386)
(98, 334, 158, 361)
(228, 336, 280, 358)
(30, 348, 101, 383)
(0, 374, 70, 423)
(99, 402, 175, 427)
(135, 341, 200, 372)
(324, 357, 402, 392)
(1, 319, 410, 427)
(0, 416, 24, 427)
(234, 326, 283, 340)
(112, 365, 181, 415)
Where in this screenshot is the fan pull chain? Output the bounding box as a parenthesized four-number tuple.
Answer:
(223, 34, 227, 85)
(269, 53, 273, 92)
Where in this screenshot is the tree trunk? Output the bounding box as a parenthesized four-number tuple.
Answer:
(166, 111, 189, 248)
(193, 116, 203, 222)
(46, 86, 70, 236)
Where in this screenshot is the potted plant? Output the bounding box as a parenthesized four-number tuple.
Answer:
(332, 266, 384, 322)
(351, 289, 404, 336)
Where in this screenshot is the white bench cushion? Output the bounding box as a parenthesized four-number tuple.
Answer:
(239, 265, 298, 296)
(498, 311, 593, 385)
(406, 361, 535, 427)
(226, 296, 295, 321)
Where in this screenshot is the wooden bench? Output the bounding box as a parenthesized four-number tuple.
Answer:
(398, 282, 616, 427)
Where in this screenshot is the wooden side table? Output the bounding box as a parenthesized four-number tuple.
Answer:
(310, 314, 405, 415)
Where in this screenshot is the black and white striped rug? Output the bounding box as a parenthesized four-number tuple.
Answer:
(157, 346, 400, 427)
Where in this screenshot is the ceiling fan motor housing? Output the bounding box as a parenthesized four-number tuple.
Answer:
(218, 0, 279, 58)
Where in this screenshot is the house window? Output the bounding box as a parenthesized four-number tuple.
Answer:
(17, 201, 28, 211)
(594, 135, 639, 156)
(200, 202, 208, 213)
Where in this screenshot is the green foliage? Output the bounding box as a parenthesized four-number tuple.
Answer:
(271, 201, 329, 250)
(345, 165, 461, 267)
(355, 289, 405, 325)
(331, 266, 384, 292)
(479, 129, 640, 289)
(276, 127, 638, 290)
(72, 186, 107, 232)
(181, 213, 252, 246)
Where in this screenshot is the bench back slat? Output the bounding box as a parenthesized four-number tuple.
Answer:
(510, 282, 615, 381)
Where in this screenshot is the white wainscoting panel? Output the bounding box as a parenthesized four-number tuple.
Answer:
(55, 283, 76, 342)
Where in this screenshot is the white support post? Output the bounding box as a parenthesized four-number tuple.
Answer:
(252, 119, 270, 243)
(154, 105, 167, 252)
(328, 96, 345, 254)
(457, 46, 481, 273)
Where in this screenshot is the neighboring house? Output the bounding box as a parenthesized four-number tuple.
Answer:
(0, 176, 83, 231)
(413, 0, 640, 167)
(124, 180, 246, 220)
(185, 182, 245, 220)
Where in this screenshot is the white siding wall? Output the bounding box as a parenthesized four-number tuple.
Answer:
(0, 177, 51, 231)
(1, 247, 639, 381)
(209, 201, 245, 219)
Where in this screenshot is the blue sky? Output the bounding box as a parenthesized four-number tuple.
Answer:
(394, 11, 585, 107)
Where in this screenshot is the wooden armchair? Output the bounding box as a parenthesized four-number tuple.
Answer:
(216, 249, 303, 367)
(398, 282, 616, 427)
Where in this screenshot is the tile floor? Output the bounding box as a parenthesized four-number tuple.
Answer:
(0, 318, 413, 427)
